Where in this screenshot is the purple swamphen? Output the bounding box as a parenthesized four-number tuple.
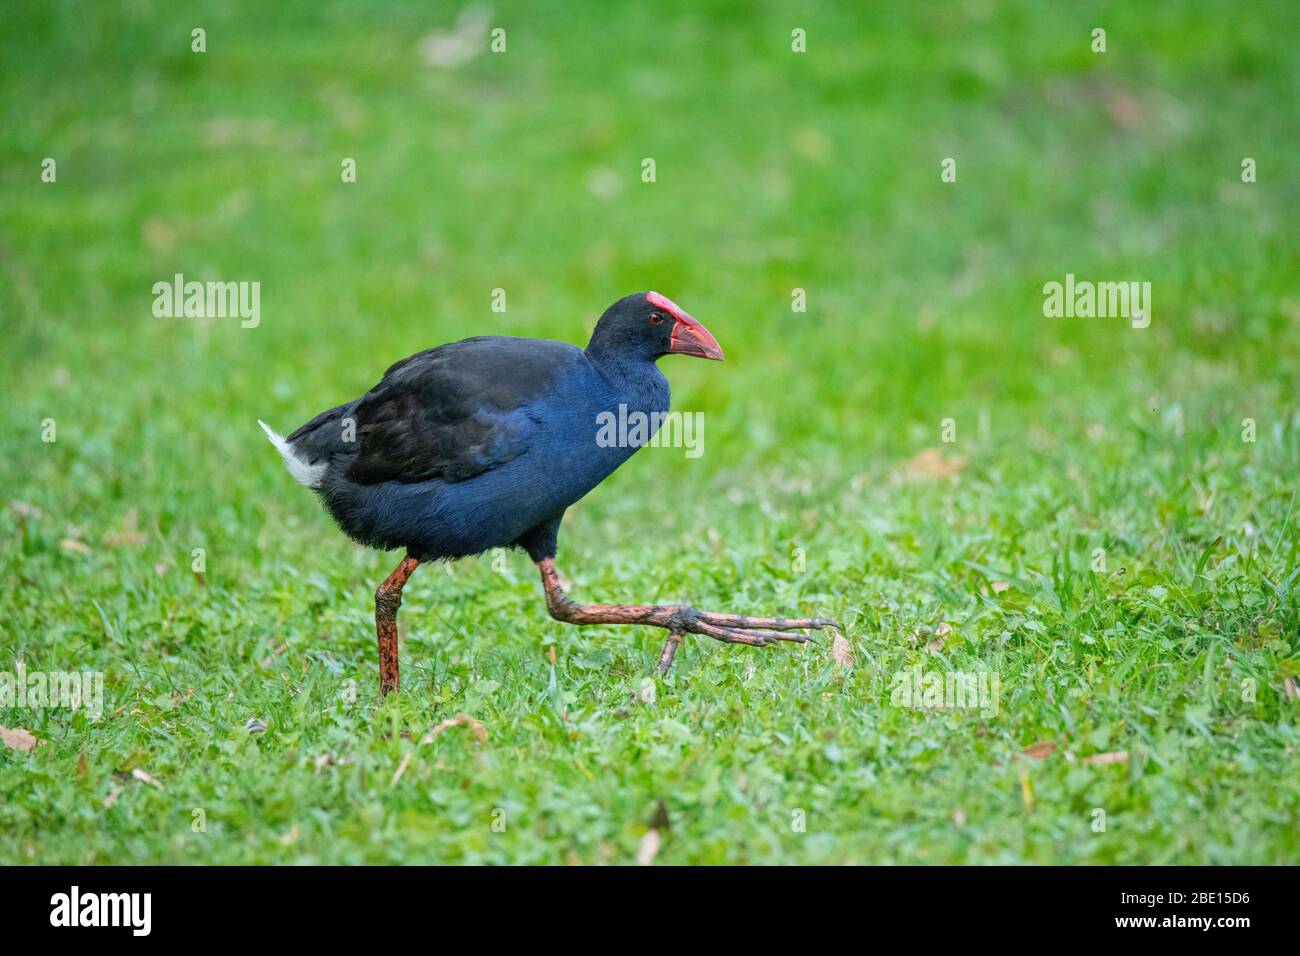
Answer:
(260, 291, 837, 694)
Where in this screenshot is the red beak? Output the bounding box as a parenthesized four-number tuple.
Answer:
(649, 291, 724, 361)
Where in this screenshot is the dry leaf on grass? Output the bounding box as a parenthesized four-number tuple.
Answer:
(901, 448, 966, 481)
(420, 714, 488, 744)
(1019, 772, 1035, 810)
(131, 767, 163, 789)
(102, 508, 146, 548)
(59, 538, 92, 555)
(1105, 91, 1145, 129)
(390, 752, 413, 787)
(419, 6, 491, 69)
(926, 621, 952, 652)
(102, 785, 124, 809)
(1284, 677, 1298, 702)
(1020, 741, 1057, 761)
(830, 629, 854, 666)
(992, 581, 1011, 593)
(313, 754, 352, 774)
(1083, 751, 1129, 766)
(0, 726, 39, 752)
(636, 828, 661, 866)
(11, 501, 42, 520)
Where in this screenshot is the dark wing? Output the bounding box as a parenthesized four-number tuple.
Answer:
(328, 336, 577, 485)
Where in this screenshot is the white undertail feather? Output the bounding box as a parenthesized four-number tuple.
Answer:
(258, 419, 326, 488)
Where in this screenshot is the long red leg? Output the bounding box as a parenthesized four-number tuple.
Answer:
(537, 558, 839, 674)
(375, 555, 420, 695)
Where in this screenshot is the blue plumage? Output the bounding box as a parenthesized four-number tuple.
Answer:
(318, 340, 668, 560)
(263, 290, 834, 696)
(267, 293, 682, 562)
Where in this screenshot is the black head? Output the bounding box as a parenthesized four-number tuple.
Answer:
(585, 291, 724, 365)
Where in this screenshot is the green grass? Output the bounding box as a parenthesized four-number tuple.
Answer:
(2, 0, 1299, 864)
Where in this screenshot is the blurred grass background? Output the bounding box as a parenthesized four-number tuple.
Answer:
(1, 0, 1298, 863)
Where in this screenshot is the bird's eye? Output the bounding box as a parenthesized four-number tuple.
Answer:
(649, 313, 665, 324)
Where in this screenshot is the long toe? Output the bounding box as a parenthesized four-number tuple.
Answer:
(695, 611, 840, 631)
(691, 621, 814, 647)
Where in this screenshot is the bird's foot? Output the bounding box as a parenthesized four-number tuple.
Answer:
(670, 607, 839, 647)
(537, 558, 839, 675)
(652, 610, 840, 674)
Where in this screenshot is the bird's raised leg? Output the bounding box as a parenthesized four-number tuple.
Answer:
(536, 558, 839, 674)
(375, 554, 420, 695)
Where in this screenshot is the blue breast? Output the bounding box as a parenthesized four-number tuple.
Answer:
(350, 355, 670, 558)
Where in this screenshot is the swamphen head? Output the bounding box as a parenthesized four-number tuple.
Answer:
(586, 291, 724, 363)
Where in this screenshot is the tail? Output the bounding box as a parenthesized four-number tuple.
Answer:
(258, 419, 326, 488)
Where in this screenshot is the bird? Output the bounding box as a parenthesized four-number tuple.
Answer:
(260, 291, 838, 694)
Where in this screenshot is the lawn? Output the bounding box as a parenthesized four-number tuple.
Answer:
(1, 0, 1298, 864)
